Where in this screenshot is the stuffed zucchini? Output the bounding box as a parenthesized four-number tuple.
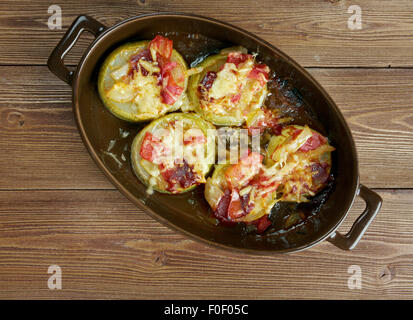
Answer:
(265, 125, 335, 202)
(98, 35, 188, 122)
(188, 47, 269, 126)
(131, 113, 216, 194)
(204, 125, 334, 233)
(205, 151, 280, 232)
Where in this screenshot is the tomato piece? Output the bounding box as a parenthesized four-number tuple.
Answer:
(299, 132, 327, 152)
(129, 49, 153, 77)
(128, 37, 183, 106)
(240, 192, 254, 215)
(256, 215, 272, 234)
(292, 128, 303, 140)
(160, 89, 176, 105)
(160, 74, 184, 105)
(140, 132, 159, 162)
(139, 132, 169, 163)
(228, 189, 245, 220)
(231, 92, 242, 103)
(149, 35, 173, 59)
(160, 61, 178, 78)
(227, 52, 251, 67)
(183, 134, 207, 145)
(250, 173, 280, 197)
(248, 64, 270, 86)
(215, 189, 231, 221)
(225, 152, 263, 189)
(160, 160, 198, 192)
(198, 71, 217, 96)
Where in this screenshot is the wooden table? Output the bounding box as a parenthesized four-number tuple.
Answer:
(1, 0, 412, 299)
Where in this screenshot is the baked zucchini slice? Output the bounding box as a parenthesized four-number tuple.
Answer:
(205, 151, 279, 227)
(131, 112, 216, 194)
(188, 47, 269, 126)
(98, 36, 188, 122)
(265, 125, 335, 202)
(204, 125, 335, 233)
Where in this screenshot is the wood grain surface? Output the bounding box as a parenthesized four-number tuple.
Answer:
(1, 0, 413, 67)
(0, 189, 412, 299)
(0, 0, 412, 300)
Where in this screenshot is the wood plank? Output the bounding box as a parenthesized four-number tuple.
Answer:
(311, 68, 413, 188)
(1, 0, 413, 67)
(0, 189, 411, 299)
(1, 66, 412, 189)
(0, 66, 113, 189)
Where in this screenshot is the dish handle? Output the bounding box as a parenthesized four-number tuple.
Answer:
(47, 15, 107, 85)
(327, 184, 382, 250)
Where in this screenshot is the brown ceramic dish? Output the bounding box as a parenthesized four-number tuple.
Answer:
(48, 13, 382, 253)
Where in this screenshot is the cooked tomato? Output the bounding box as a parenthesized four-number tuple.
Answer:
(230, 93, 242, 103)
(160, 61, 178, 77)
(299, 132, 327, 152)
(149, 35, 173, 59)
(160, 160, 198, 192)
(198, 71, 217, 96)
(248, 64, 270, 86)
(183, 134, 207, 145)
(139, 132, 167, 162)
(255, 215, 272, 234)
(227, 189, 244, 219)
(227, 52, 251, 67)
(224, 152, 263, 190)
(161, 74, 184, 105)
(153, 49, 183, 105)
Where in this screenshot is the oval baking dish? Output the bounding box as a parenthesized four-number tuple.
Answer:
(48, 13, 382, 254)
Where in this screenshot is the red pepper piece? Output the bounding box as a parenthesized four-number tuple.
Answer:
(299, 132, 327, 152)
(160, 160, 198, 192)
(248, 63, 270, 86)
(149, 35, 173, 59)
(256, 215, 272, 234)
(227, 52, 251, 67)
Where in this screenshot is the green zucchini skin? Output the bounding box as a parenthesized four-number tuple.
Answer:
(187, 47, 268, 127)
(98, 41, 188, 123)
(131, 112, 216, 194)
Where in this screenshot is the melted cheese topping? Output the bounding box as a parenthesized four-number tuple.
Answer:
(200, 56, 265, 118)
(209, 63, 242, 99)
(263, 126, 335, 201)
(140, 118, 211, 190)
(206, 125, 335, 223)
(106, 63, 168, 116)
(131, 70, 163, 114)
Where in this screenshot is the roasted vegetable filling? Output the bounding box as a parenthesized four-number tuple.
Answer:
(188, 48, 270, 126)
(98, 36, 188, 122)
(131, 113, 215, 194)
(198, 52, 268, 116)
(205, 125, 334, 233)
